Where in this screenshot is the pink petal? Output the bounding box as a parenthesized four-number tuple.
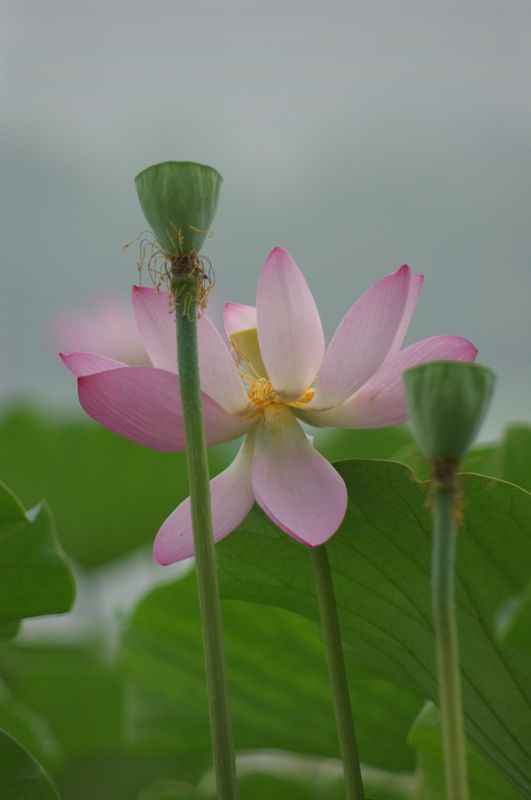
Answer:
(311, 265, 413, 410)
(257, 247, 325, 402)
(224, 303, 257, 338)
(252, 405, 347, 547)
(132, 286, 176, 371)
(197, 314, 250, 414)
(389, 272, 424, 354)
(60, 351, 126, 377)
(153, 435, 255, 565)
(301, 336, 477, 429)
(78, 367, 253, 451)
(132, 286, 248, 414)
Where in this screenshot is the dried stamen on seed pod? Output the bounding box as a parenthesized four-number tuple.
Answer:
(124, 230, 214, 318)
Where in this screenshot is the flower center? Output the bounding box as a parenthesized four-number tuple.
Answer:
(246, 378, 315, 410)
(231, 327, 315, 412)
(247, 378, 276, 408)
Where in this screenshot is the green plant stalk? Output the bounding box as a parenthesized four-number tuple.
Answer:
(432, 483, 469, 800)
(311, 544, 365, 800)
(174, 275, 239, 799)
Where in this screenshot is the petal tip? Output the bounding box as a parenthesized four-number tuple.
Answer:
(59, 351, 78, 375)
(450, 337, 478, 362)
(132, 284, 155, 298)
(265, 246, 294, 270)
(269, 245, 289, 258)
(153, 538, 172, 566)
(132, 284, 146, 299)
(284, 514, 345, 549)
(397, 264, 411, 277)
(414, 274, 425, 293)
(59, 352, 76, 374)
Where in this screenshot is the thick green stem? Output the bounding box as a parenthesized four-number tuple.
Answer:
(432, 483, 469, 800)
(174, 275, 238, 799)
(311, 545, 364, 800)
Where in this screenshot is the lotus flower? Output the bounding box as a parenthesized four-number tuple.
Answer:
(61, 247, 476, 564)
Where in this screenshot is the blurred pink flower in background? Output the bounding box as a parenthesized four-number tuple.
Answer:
(53, 294, 149, 365)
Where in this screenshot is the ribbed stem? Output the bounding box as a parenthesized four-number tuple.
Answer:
(173, 275, 239, 799)
(432, 484, 469, 800)
(311, 544, 365, 800)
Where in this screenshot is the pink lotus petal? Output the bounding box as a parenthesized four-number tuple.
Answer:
(153, 435, 255, 565)
(224, 303, 257, 338)
(60, 351, 126, 378)
(257, 247, 325, 402)
(132, 286, 176, 372)
(252, 405, 347, 547)
(389, 272, 424, 354)
(301, 336, 478, 429)
(132, 286, 248, 414)
(197, 314, 250, 414)
(311, 265, 413, 410)
(78, 367, 253, 451)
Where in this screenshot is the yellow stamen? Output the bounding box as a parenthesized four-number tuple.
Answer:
(246, 379, 315, 411)
(247, 378, 276, 409)
(289, 387, 316, 408)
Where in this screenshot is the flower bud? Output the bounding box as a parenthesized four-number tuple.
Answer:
(135, 161, 222, 255)
(404, 361, 496, 463)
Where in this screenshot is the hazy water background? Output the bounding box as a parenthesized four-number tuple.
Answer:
(2, 0, 530, 438)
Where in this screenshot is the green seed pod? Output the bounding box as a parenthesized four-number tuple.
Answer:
(404, 361, 496, 463)
(135, 161, 222, 255)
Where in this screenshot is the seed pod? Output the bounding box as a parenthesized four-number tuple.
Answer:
(135, 161, 222, 256)
(404, 361, 496, 463)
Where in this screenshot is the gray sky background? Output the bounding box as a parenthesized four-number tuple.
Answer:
(2, 0, 530, 439)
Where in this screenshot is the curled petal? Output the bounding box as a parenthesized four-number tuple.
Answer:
(78, 366, 253, 451)
(257, 248, 325, 402)
(252, 405, 347, 547)
(301, 336, 478, 429)
(60, 351, 126, 377)
(312, 265, 413, 410)
(224, 303, 257, 338)
(132, 286, 248, 413)
(153, 434, 255, 565)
